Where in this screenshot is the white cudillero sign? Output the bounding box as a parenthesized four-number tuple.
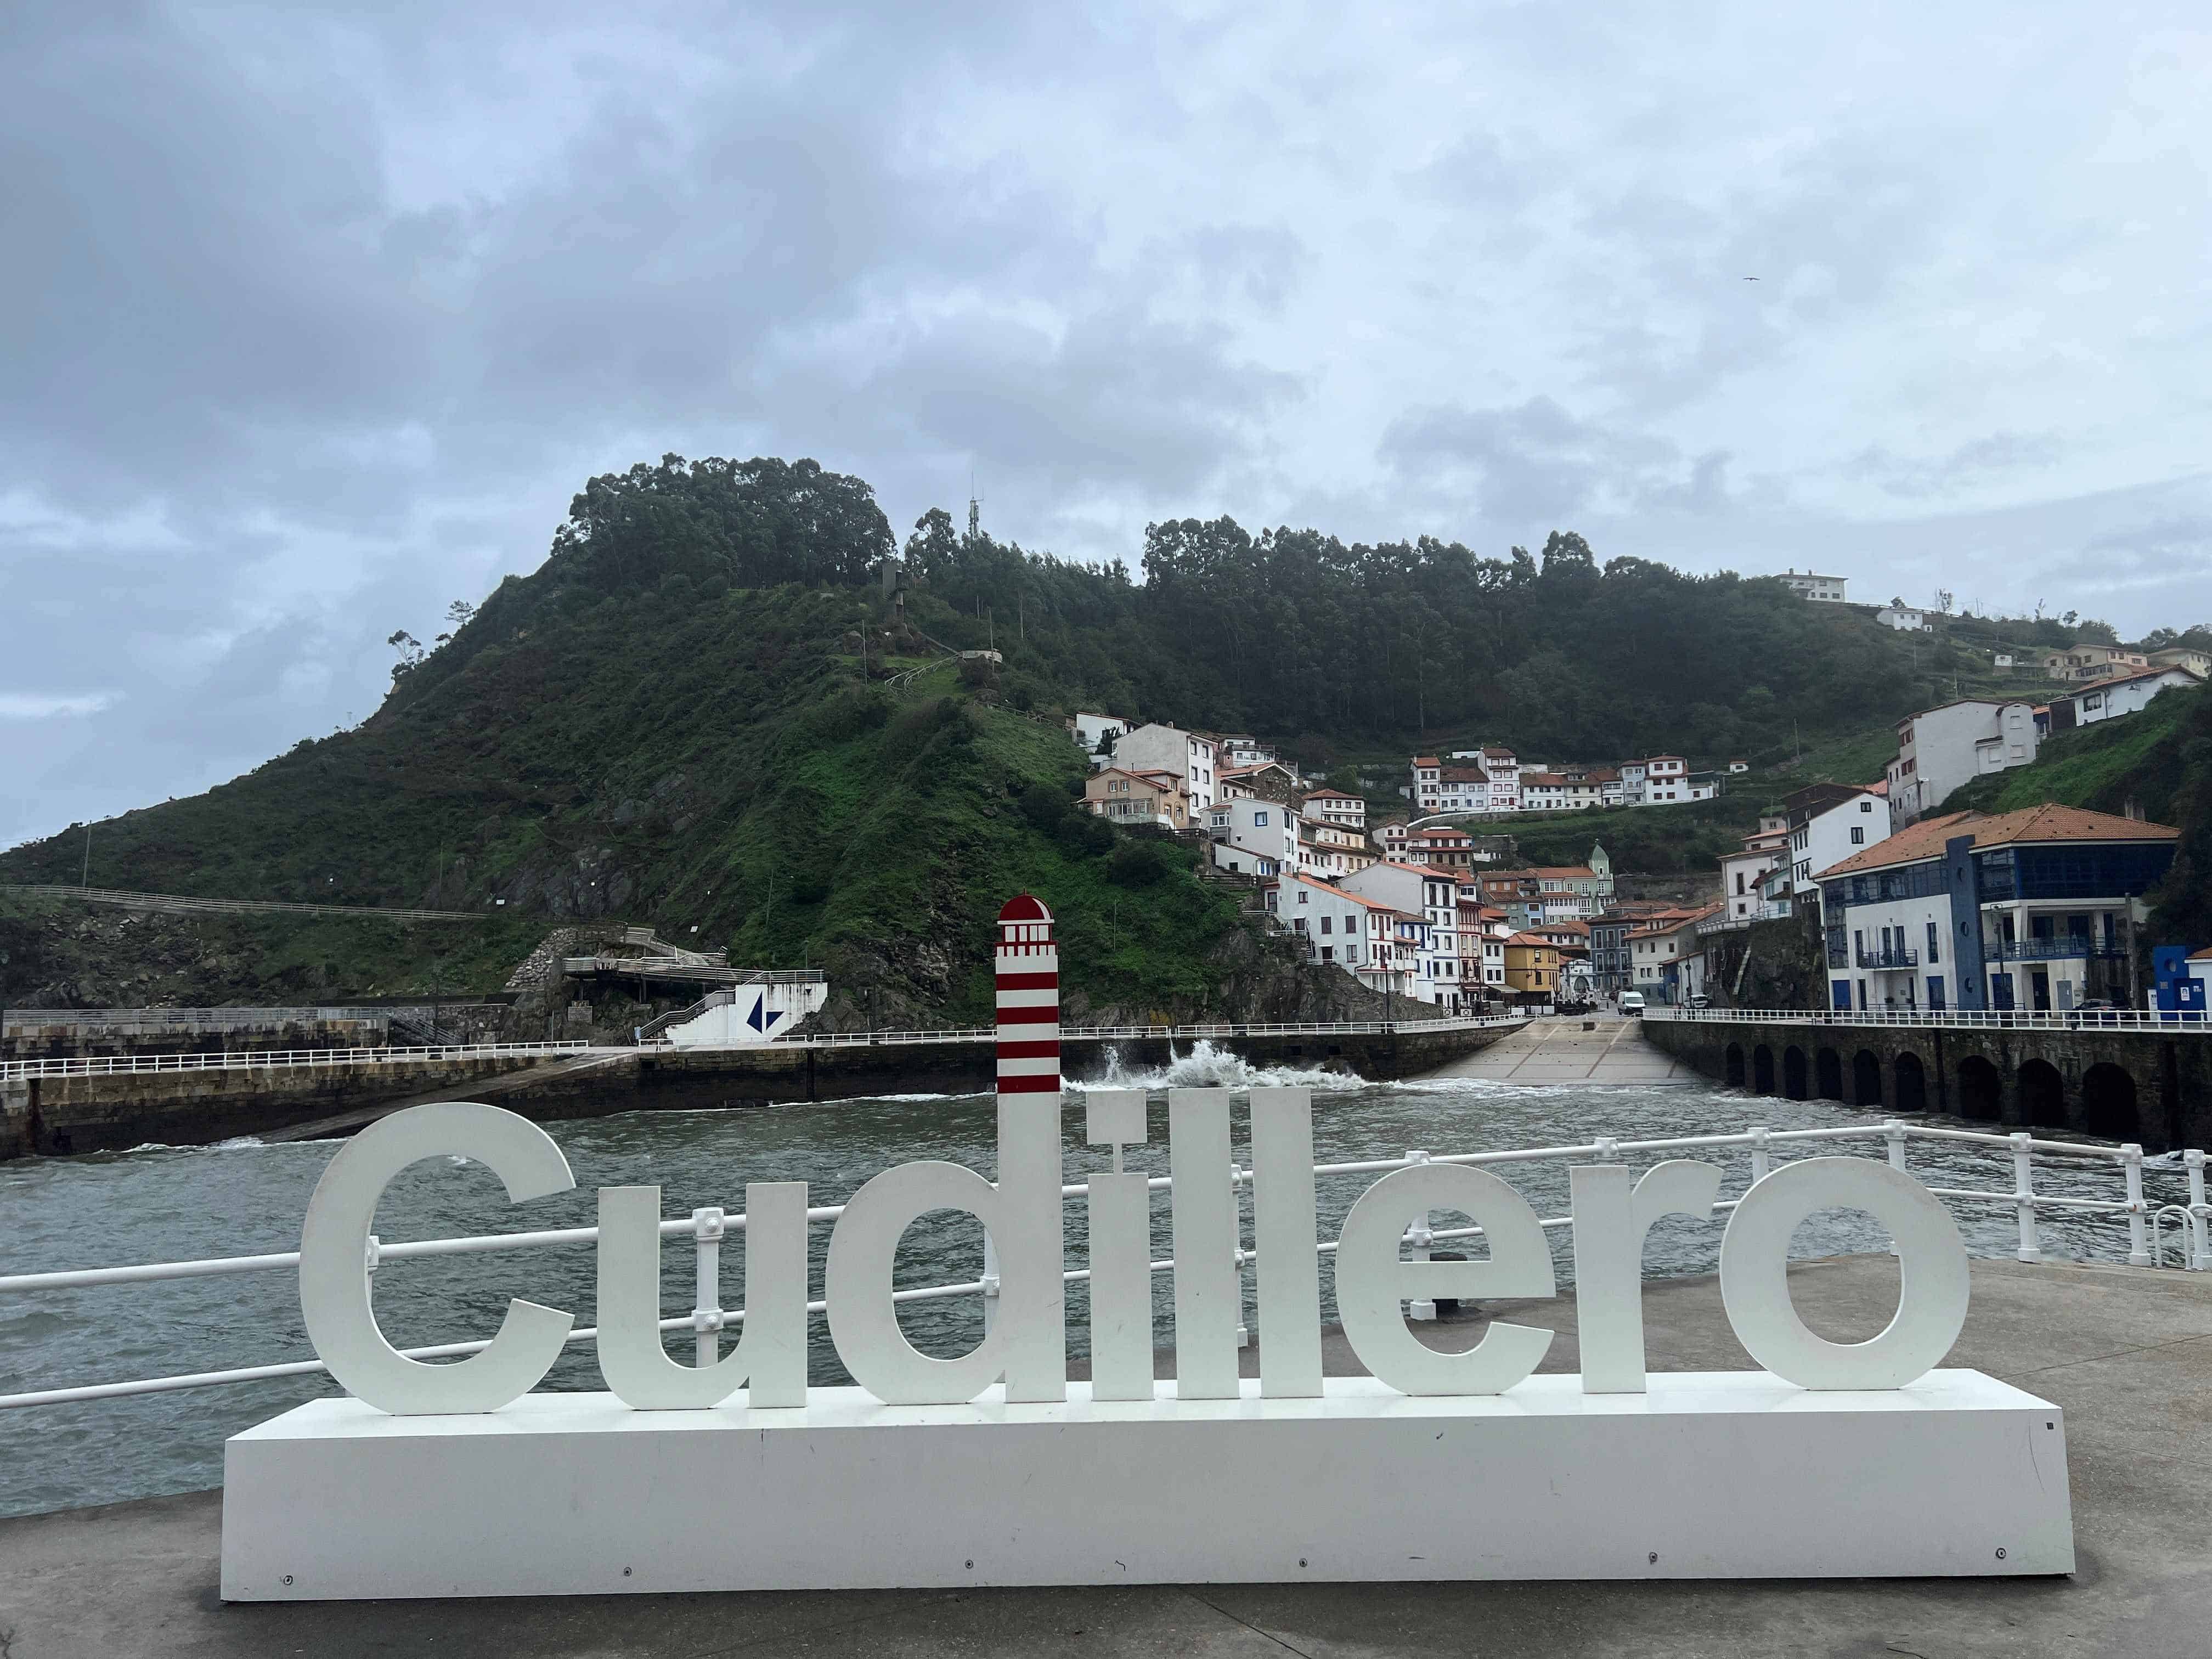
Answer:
(219, 1091, 2078, 1599)
(218, 889, 2070, 1600)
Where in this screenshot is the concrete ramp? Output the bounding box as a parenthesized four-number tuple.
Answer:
(1425, 1016, 1692, 1085)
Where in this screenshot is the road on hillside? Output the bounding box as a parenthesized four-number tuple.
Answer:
(1425, 1014, 1694, 1085)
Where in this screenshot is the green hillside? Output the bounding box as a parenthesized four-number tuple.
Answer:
(0, 572, 1240, 1021)
(1, 451, 2159, 1012)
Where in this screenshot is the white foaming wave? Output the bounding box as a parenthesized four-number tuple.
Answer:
(1068, 1039, 1362, 1094)
(111, 1135, 271, 1156)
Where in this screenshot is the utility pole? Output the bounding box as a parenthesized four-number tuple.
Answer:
(81, 826, 91, 888)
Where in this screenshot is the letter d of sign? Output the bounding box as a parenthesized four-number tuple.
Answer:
(298, 1103, 575, 1415)
(1719, 1156, 1970, 1390)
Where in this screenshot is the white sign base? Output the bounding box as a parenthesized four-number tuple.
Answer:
(221, 1372, 2073, 1599)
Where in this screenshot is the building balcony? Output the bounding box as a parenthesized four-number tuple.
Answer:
(1992, 937, 2126, 962)
(1854, 946, 1920, 970)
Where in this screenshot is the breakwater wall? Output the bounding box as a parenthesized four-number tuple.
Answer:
(0, 1023, 1519, 1159)
(1642, 1016, 2208, 1151)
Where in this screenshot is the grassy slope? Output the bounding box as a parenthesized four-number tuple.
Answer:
(0, 574, 1239, 1015)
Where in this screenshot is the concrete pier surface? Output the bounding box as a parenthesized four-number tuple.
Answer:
(4, 1254, 2208, 1658)
(1425, 1013, 1694, 1085)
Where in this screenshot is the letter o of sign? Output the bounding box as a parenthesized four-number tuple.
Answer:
(1719, 1157, 1970, 1390)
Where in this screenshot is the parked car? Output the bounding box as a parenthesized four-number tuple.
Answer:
(1619, 991, 1646, 1016)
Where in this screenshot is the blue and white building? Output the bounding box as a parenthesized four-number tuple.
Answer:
(1815, 805, 2179, 1014)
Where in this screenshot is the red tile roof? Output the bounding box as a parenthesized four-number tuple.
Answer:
(1814, 804, 2180, 880)
(2081, 664, 2204, 693)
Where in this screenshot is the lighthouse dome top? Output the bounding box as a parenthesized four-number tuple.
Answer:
(997, 894, 1053, 925)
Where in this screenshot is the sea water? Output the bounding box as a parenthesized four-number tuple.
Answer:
(0, 1049, 2179, 1517)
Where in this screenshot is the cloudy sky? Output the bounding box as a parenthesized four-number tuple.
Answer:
(5, 2, 2209, 850)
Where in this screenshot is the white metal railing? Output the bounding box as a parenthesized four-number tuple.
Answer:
(1649, 1007, 2210, 1033)
(3, 1117, 2204, 1411)
(4, 1017, 1524, 1080)
(2, 1040, 594, 1081)
(743, 1015, 1526, 1050)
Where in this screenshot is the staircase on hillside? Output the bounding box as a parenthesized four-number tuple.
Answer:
(385, 1007, 473, 1046)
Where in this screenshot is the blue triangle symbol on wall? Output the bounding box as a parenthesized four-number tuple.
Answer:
(747, 994, 785, 1034)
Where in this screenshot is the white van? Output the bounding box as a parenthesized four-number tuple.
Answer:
(1618, 991, 1646, 1016)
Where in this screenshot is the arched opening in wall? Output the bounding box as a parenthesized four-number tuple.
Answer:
(2080, 1063, 2138, 1141)
(1752, 1045, 1776, 1095)
(1894, 1051, 1927, 1113)
(1783, 1046, 1808, 1100)
(1957, 1056, 2002, 1121)
(2018, 1059, 2067, 1128)
(1816, 1047, 1843, 1101)
(1725, 1043, 1746, 1088)
(1852, 1049, 1883, 1107)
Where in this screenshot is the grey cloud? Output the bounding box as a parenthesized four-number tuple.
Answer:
(1847, 432, 2068, 500)
(7, 1, 2212, 848)
(1376, 397, 1720, 524)
(857, 303, 1305, 499)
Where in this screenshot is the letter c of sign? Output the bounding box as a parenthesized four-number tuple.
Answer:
(298, 1102, 575, 1415)
(1719, 1156, 1970, 1390)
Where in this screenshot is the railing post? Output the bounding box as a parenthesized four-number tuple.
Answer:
(2187, 1149, 2211, 1272)
(1232, 1160, 1251, 1349)
(1748, 1126, 1770, 1184)
(1406, 1149, 1435, 1321)
(1883, 1121, 1908, 1256)
(980, 1228, 1001, 1334)
(692, 1206, 725, 1366)
(2121, 1146, 2152, 1268)
(2010, 1131, 2042, 1264)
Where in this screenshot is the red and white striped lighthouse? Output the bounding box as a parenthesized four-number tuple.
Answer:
(994, 894, 1060, 1096)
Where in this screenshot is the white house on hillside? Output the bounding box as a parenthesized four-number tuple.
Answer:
(1721, 829, 1791, 921)
(1777, 569, 1848, 602)
(1781, 788, 1889, 919)
(1216, 734, 1276, 768)
(1301, 788, 1366, 830)
(2067, 665, 2200, 727)
(1886, 699, 2039, 825)
(1069, 711, 1136, 762)
(1342, 861, 1466, 1008)
(1639, 755, 1692, 803)
(2149, 646, 2212, 676)
(1876, 606, 1932, 632)
(1113, 724, 1220, 809)
(1204, 797, 1298, 877)
(1265, 874, 1414, 996)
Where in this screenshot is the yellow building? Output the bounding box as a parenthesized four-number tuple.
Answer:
(1502, 931, 1564, 996)
(1084, 767, 1189, 828)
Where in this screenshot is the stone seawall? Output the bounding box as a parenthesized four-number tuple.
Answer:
(1, 1024, 1520, 1159)
(1, 1057, 549, 1159)
(1642, 1016, 2210, 1151)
